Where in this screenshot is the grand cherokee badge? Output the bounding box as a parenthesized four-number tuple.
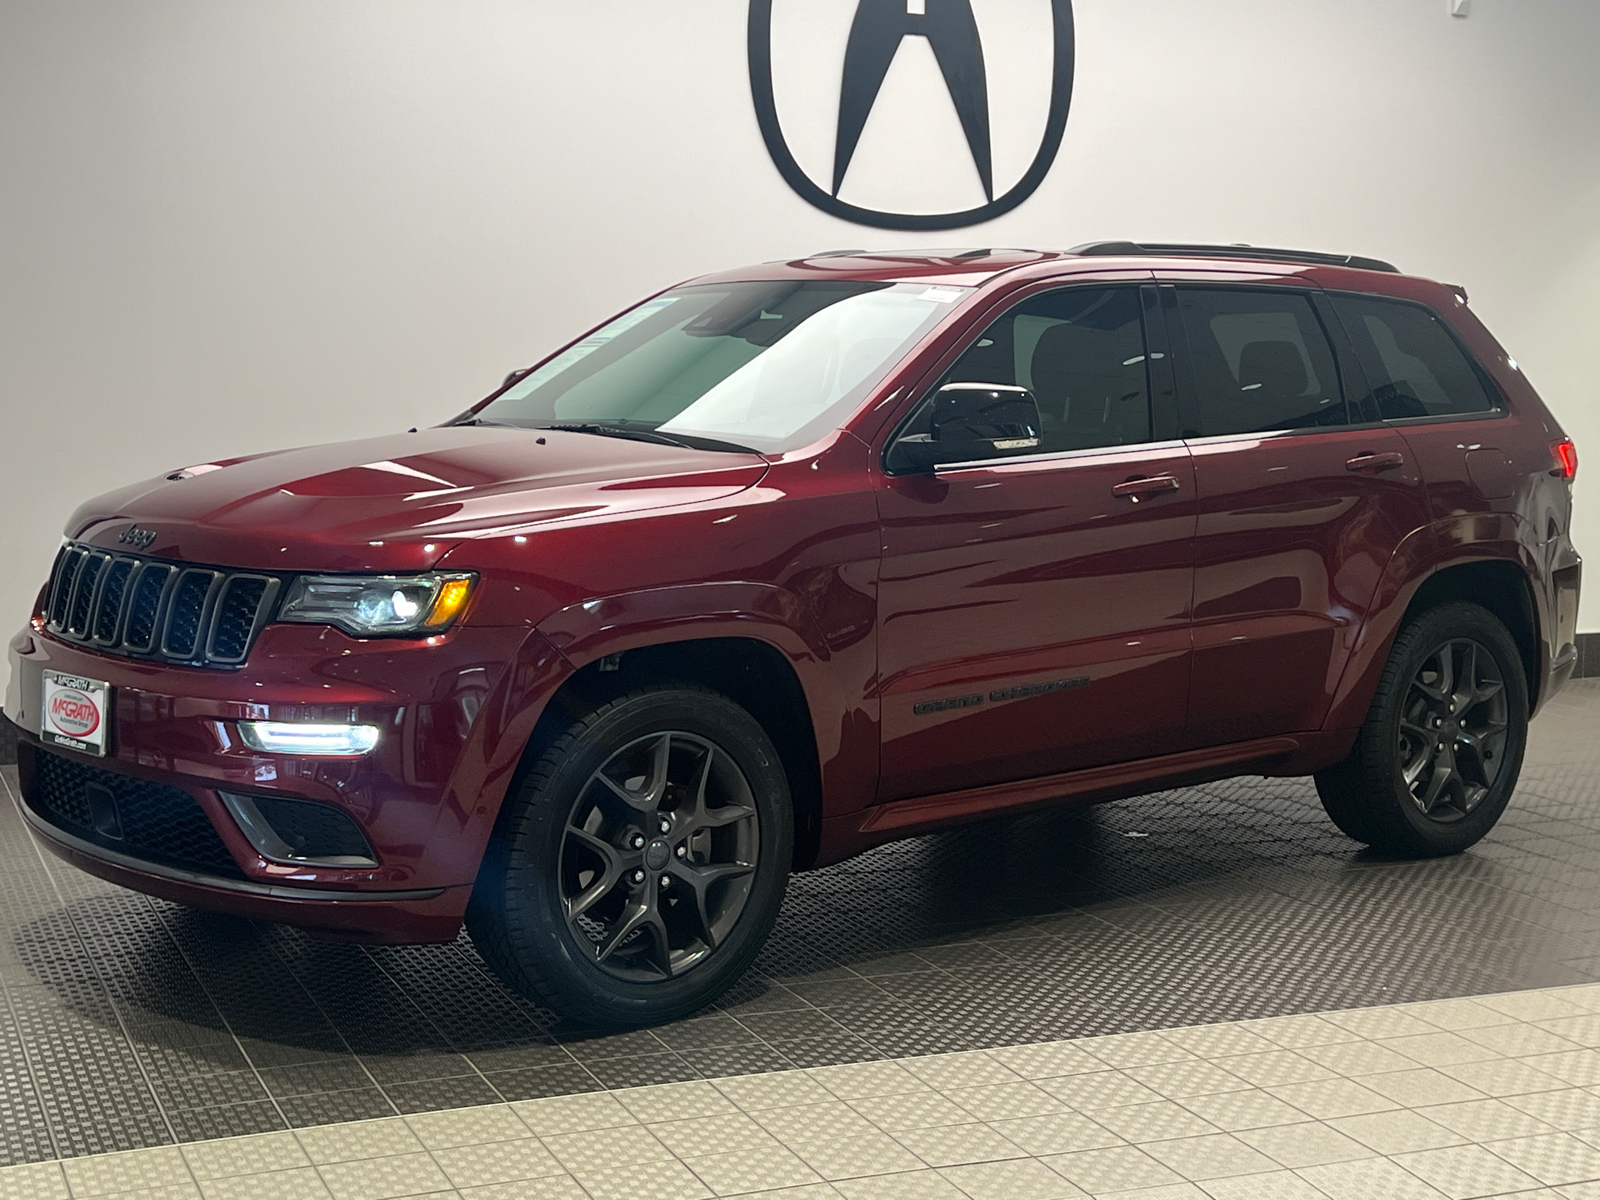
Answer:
(749, 0, 1075, 230)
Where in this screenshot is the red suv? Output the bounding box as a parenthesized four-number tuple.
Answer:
(8, 244, 1582, 1026)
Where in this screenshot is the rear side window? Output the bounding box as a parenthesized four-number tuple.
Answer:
(1175, 289, 1346, 437)
(1330, 294, 1500, 421)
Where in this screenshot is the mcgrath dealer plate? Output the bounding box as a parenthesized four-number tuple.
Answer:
(42, 669, 110, 756)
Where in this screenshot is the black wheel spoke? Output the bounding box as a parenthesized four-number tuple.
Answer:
(1398, 635, 1508, 824)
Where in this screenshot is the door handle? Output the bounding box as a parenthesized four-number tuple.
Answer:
(1112, 474, 1182, 500)
(1346, 451, 1405, 473)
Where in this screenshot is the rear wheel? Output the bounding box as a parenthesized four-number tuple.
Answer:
(467, 685, 792, 1027)
(1316, 602, 1528, 856)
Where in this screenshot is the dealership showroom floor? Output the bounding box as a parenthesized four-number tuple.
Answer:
(2, 683, 1600, 1199)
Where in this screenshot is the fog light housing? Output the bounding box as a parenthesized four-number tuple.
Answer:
(220, 791, 378, 867)
(237, 722, 380, 756)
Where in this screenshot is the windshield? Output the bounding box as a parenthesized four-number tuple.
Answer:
(472, 280, 971, 453)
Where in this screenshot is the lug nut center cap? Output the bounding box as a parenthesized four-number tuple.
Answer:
(645, 839, 671, 871)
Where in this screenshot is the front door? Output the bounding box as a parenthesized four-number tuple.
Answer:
(1167, 284, 1430, 746)
(876, 284, 1198, 803)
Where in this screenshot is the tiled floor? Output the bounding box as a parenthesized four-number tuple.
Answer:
(12, 983, 1600, 1198)
(1, 682, 1599, 1170)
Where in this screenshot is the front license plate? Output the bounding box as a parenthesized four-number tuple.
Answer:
(42, 670, 111, 757)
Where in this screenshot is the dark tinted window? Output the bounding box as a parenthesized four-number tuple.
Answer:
(1176, 289, 1346, 436)
(1330, 294, 1499, 420)
(898, 286, 1152, 462)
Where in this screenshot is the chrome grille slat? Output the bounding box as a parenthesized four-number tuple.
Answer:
(42, 542, 280, 669)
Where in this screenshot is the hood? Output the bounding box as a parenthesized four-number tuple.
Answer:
(67, 426, 769, 572)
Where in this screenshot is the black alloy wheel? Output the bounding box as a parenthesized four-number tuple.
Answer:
(561, 731, 760, 981)
(468, 685, 792, 1027)
(1316, 601, 1528, 857)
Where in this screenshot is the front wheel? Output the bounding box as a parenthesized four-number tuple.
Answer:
(467, 685, 792, 1027)
(1316, 601, 1528, 856)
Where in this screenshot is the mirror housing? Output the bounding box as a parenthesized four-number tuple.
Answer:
(887, 383, 1043, 474)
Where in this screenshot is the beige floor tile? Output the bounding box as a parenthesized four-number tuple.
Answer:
(754, 1101, 880, 1146)
(1420, 1097, 1558, 1141)
(1125, 1059, 1256, 1100)
(1297, 1039, 1420, 1077)
(901, 1050, 1019, 1091)
(1478, 993, 1591, 1024)
(1359, 1068, 1488, 1108)
(890, 1121, 1027, 1168)
(715, 1187, 840, 1200)
(1409, 999, 1523, 1033)
(1078, 1032, 1195, 1070)
(64, 1148, 192, 1197)
(1527, 1052, 1600, 1088)
(988, 1041, 1106, 1081)
(1554, 985, 1600, 1014)
(1177, 1089, 1307, 1133)
(1243, 1014, 1358, 1050)
(1092, 1101, 1220, 1144)
(1043, 1144, 1184, 1194)
(297, 1120, 425, 1165)
(620, 1081, 738, 1124)
(1461, 1023, 1583, 1059)
(1267, 1076, 1401, 1119)
(1140, 1133, 1278, 1182)
(649, 1112, 778, 1158)
(0, 1161, 69, 1200)
(1560, 1182, 1600, 1199)
(787, 1132, 925, 1181)
(1234, 1122, 1371, 1169)
(847, 1089, 973, 1132)
(1037, 1070, 1164, 1111)
(317, 1152, 452, 1200)
(1536, 1016, 1600, 1050)
(1322, 1008, 1439, 1041)
(831, 1168, 967, 1199)
(1196, 1169, 1329, 1199)
(1296, 1155, 1449, 1199)
(988, 1112, 1126, 1156)
(936, 1156, 1087, 1199)
(199, 1165, 330, 1200)
(1379, 1032, 1505, 1069)
(942, 1080, 1066, 1121)
(1326, 1109, 1466, 1155)
(69, 1186, 200, 1200)
(182, 1132, 309, 1180)
(572, 1158, 712, 1200)
(1509, 1090, 1600, 1133)
(405, 1105, 529, 1150)
(1440, 1057, 1570, 1097)
(684, 1142, 821, 1195)
(1394, 1144, 1544, 1199)
(512, 1091, 637, 1135)
(1159, 1025, 1278, 1062)
(459, 1177, 588, 1200)
(1214, 1051, 1334, 1089)
(542, 1125, 673, 1174)
(808, 1061, 925, 1101)
(1489, 1132, 1600, 1186)
(714, 1071, 834, 1112)
(433, 1137, 565, 1188)
(1091, 1185, 1209, 1200)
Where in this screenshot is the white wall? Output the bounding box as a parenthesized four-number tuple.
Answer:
(3, 0, 1598, 699)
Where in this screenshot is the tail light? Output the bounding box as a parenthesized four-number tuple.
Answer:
(1552, 438, 1578, 479)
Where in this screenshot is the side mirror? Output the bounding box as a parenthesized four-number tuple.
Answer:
(887, 383, 1042, 473)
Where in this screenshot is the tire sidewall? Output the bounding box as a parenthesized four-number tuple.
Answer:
(500, 688, 791, 1025)
(1369, 603, 1529, 854)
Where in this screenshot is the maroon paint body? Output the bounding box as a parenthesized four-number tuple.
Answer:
(6, 249, 1582, 942)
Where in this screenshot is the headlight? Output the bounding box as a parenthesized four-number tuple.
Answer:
(278, 572, 476, 636)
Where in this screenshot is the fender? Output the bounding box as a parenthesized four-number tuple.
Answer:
(1323, 513, 1541, 733)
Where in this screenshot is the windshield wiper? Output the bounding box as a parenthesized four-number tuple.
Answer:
(540, 423, 699, 449)
(452, 416, 519, 428)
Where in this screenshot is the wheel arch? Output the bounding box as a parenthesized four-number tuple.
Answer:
(1399, 560, 1540, 708)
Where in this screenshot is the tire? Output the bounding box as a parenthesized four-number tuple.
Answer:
(467, 685, 792, 1027)
(1316, 601, 1528, 856)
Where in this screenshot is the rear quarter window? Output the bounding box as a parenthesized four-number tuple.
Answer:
(1330, 294, 1501, 421)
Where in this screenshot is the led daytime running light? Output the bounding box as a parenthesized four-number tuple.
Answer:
(238, 722, 380, 756)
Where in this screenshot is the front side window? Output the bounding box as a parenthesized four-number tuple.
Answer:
(1329, 294, 1500, 421)
(473, 281, 970, 454)
(891, 286, 1153, 469)
(1176, 289, 1346, 437)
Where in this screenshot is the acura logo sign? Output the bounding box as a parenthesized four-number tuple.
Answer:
(749, 0, 1075, 231)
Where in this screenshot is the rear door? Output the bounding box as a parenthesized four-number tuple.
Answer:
(1166, 284, 1429, 745)
(875, 284, 1197, 802)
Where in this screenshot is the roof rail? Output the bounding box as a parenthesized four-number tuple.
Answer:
(1070, 241, 1400, 274)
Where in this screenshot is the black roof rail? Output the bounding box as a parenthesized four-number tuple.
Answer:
(1070, 241, 1400, 275)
